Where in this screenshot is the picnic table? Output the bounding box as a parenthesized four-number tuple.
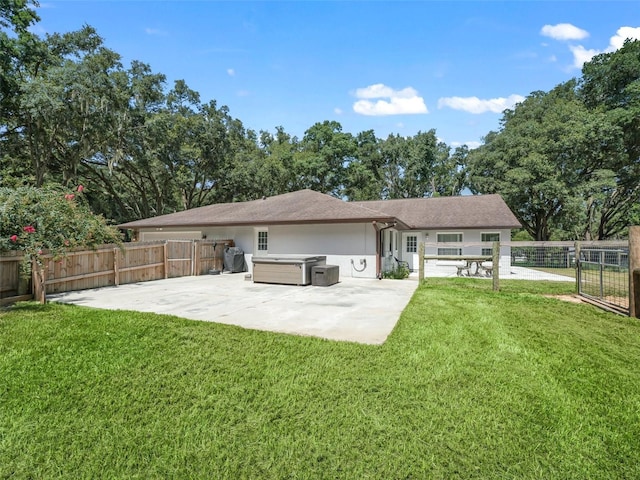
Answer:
(422, 255, 494, 277)
(457, 259, 493, 277)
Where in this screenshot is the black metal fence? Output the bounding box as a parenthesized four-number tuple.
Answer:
(421, 240, 630, 315)
(577, 242, 629, 314)
(507, 242, 576, 282)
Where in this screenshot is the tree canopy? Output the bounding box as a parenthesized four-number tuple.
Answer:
(467, 41, 640, 240)
(1, 6, 640, 241)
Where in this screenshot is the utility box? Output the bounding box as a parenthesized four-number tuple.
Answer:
(312, 265, 339, 286)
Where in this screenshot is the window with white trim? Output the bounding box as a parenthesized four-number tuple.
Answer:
(406, 235, 417, 253)
(257, 230, 268, 251)
(437, 232, 462, 256)
(481, 232, 500, 256)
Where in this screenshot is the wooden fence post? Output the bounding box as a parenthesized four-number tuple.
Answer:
(492, 241, 500, 291)
(113, 248, 120, 286)
(193, 241, 199, 276)
(629, 226, 640, 318)
(32, 258, 46, 304)
(163, 242, 169, 279)
(418, 242, 425, 283)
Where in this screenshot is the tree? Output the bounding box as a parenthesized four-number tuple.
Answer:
(146, 81, 232, 210)
(379, 133, 409, 198)
(579, 39, 640, 238)
(467, 82, 626, 240)
(78, 60, 171, 222)
(296, 121, 355, 196)
(0, 0, 40, 119)
(343, 130, 383, 200)
(377, 129, 460, 199)
(2, 25, 127, 187)
(248, 126, 298, 198)
(432, 143, 467, 197)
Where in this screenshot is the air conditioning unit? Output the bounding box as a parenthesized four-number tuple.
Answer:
(312, 265, 339, 286)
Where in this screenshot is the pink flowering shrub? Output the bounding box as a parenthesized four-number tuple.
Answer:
(0, 185, 122, 272)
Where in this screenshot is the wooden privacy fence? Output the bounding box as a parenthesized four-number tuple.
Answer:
(1, 240, 234, 304)
(0, 251, 32, 306)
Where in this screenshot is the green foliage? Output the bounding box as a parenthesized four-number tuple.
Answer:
(467, 81, 628, 240)
(0, 185, 122, 266)
(3, 3, 639, 241)
(0, 5, 470, 221)
(467, 40, 640, 241)
(0, 0, 40, 32)
(382, 263, 410, 279)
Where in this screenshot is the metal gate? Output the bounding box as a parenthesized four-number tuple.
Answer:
(578, 242, 629, 315)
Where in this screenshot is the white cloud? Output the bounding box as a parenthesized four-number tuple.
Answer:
(541, 23, 589, 41)
(352, 83, 428, 116)
(334, 107, 343, 115)
(610, 26, 640, 49)
(227, 68, 235, 76)
(560, 26, 640, 68)
(437, 94, 525, 114)
(569, 45, 600, 68)
(145, 27, 167, 36)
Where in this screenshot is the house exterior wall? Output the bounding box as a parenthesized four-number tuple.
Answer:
(267, 223, 377, 278)
(139, 223, 378, 278)
(137, 225, 514, 278)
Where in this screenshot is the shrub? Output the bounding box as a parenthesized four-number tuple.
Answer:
(382, 264, 410, 279)
(0, 185, 122, 272)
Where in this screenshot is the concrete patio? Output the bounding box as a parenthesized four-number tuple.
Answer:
(48, 274, 419, 345)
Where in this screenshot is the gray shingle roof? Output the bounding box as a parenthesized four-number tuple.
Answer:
(119, 189, 400, 229)
(352, 194, 521, 229)
(119, 189, 521, 230)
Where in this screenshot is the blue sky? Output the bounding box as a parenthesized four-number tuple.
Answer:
(34, 1, 640, 149)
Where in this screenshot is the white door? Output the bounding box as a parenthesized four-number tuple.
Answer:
(403, 233, 419, 271)
(255, 228, 268, 256)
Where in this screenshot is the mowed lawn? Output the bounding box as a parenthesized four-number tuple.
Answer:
(1, 279, 639, 478)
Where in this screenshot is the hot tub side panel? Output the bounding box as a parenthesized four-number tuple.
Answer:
(252, 262, 305, 285)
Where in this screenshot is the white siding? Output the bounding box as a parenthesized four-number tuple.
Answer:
(139, 223, 379, 278)
(135, 225, 515, 278)
(267, 223, 377, 278)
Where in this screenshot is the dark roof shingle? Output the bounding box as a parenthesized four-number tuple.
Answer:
(119, 189, 521, 230)
(119, 189, 399, 229)
(352, 194, 521, 229)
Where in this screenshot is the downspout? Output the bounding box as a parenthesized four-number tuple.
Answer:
(373, 221, 397, 279)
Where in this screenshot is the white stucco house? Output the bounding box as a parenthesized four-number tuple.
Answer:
(119, 189, 521, 279)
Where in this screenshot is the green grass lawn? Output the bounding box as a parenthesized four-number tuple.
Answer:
(529, 266, 578, 279)
(2, 279, 639, 478)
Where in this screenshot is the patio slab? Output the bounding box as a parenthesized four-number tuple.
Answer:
(47, 274, 419, 345)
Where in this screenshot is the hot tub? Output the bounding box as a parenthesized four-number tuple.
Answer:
(252, 255, 326, 286)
